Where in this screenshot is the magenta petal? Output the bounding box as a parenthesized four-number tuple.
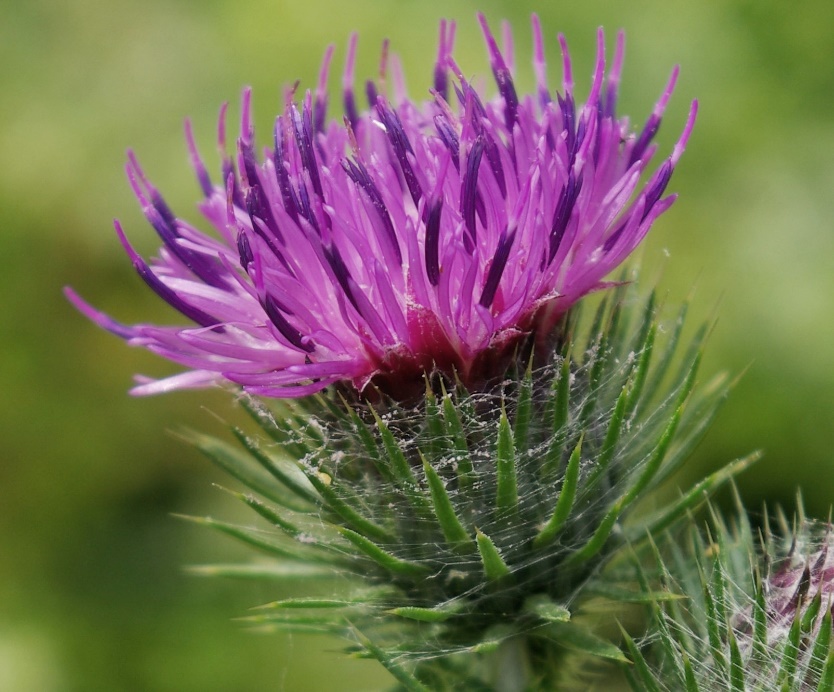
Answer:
(69, 15, 694, 399)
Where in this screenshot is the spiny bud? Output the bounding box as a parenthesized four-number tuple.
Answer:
(630, 512, 834, 692)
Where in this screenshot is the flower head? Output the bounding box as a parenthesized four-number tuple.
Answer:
(67, 13, 696, 398)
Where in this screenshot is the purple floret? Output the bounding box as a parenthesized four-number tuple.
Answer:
(67, 13, 697, 399)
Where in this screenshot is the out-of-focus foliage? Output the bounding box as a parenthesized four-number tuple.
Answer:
(2, 0, 833, 688)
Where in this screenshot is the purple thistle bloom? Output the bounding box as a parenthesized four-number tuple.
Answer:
(67, 14, 696, 399)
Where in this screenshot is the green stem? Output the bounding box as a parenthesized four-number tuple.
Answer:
(492, 637, 531, 692)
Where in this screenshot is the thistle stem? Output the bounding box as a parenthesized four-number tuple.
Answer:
(492, 637, 532, 692)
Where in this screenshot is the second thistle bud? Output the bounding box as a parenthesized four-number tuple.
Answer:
(630, 510, 834, 692)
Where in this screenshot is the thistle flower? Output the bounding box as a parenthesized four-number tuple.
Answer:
(65, 14, 719, 689)
(66, 13, 696, 399)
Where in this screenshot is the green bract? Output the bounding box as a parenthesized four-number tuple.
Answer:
(184, 284, 746, 690)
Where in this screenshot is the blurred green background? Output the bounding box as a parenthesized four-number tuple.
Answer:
(3, 0, 833, 689)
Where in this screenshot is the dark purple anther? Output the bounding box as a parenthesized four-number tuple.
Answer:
(138, 263, 220, 329)
(463, 83, 487, 127)
(115, 221, 219, 329)
(433, 19, 456, 103)
(292, 99, 324, 199)
(602, 219, 626, 253)
(342, 158, 402, 265)
(243, 185, 275, 242)
(323, 241, 391, 345)
(424, 199, 443, 286)
(143, 201, 178, 250)
(344, 89, 359, 131)
(296, 181, 320, 234)
(629, 114, 661, 167)
(558, 92, 576, 156)
(463, 85, 506, 194)
(222, 171, 281, 275)
(640, 160, 672, 221)
(452, 81, 466, 109)
(248, 214, 291, 274)
(149, 188, 176, 228)
(482, 130, 507, 199)
(539, 87, 552, 111)
(377, 99, 414, 156)
(377, 99, 423, 208)
(479, 226, 516, 308)
(263, 293, 315, 353)
(434, 114, 460, 170)
(127, 155, 229, 290)
(474, 190, 487, 230)
(323, 243, 358, 312)
(241, 140, 284, 245)
(630, 66, 679, 167)
(272, 117, 300, 223)
(233, 158, 291, 271)
(314, 93, 328, 138)
(433, 68, 448, 104)
(603, 86, 617, 122)
(237, 230, 254, 269)
(493, 68, 519, 132)
(147, 205, 229, 290)
(461, 137, 485, 252)
(366, 80, 379, 110)
(478, 14, 519, 132)
(548, 171, 582, 262)
(434, 27, 449, 101)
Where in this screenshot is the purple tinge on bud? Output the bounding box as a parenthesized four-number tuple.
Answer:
(762, 525, 834, 637)
(729, 520, 834, 679)
(67, 13, 696, 399)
